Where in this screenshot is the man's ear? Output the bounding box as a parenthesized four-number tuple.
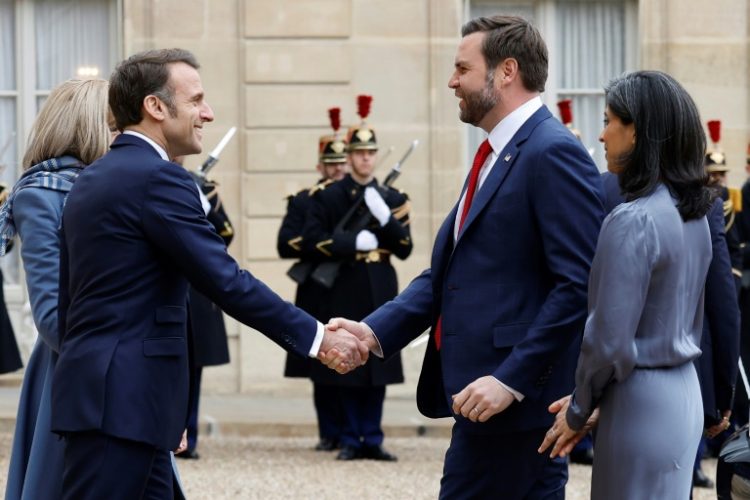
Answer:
(497, 58, 519, 87)
(142, 95, 166, 122)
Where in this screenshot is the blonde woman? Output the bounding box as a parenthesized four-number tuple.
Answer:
(0, 78, 111, 500)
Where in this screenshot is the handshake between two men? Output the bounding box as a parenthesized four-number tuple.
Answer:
(319, 318, 517, 424)
(318, 318, 380, 374)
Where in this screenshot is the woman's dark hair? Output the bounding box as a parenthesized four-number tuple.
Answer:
(607, 71, 712, 221)
(109, 48, 199, 131)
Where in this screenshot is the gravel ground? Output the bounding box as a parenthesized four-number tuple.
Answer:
(0, 431, 718, 499)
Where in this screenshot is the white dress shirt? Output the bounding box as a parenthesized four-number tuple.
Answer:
(450, 96, 543, 401)
(453, 96, 543, 240)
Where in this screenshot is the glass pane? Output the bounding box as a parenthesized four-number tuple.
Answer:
(556, 0, 629, 171)
(34, 0, 115, 90)
(557, 93, 607, 171)
(36, 95, 48, 113)
(556, 1, 626, 90)
(0, 97, 19, 284)
(0, 0, 15, 90)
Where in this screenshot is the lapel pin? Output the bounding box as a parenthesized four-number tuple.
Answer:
(504, 153, 512, 162)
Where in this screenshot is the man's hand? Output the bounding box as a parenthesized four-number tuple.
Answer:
(451, 376, 514, 423)
(538, 395, 599, 458)
(317, 327, 369, 374)
(326, 317, 379, 352)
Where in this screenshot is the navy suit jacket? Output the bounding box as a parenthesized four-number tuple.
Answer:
(51, 134, 318, 450)
(366, 106, 604, 433)
(602, 171, 739, 421)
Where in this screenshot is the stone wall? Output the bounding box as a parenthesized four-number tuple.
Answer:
(640, 0, 749, 185)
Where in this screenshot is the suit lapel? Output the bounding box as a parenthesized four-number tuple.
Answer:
(432, 203, 458, 275)
(456, 106, 552, 241)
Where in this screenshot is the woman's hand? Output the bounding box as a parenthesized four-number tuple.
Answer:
(705, 410, 732, 439)
(538, 395, 599, 458)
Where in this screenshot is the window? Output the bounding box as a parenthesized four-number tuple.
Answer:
(0, 0, 120, 284)
(466, 0, 638, 171)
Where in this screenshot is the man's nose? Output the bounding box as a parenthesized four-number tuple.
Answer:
(201, 103, 215, 122)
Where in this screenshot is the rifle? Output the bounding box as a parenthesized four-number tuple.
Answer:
(310, 140, 418, 289)
(191, 127, 237, 182)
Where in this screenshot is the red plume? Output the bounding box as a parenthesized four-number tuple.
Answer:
(328, 107, 341, 132)
(557, 99, 573, 125)
(707, 120, 721, 144)
(357, 95, 373, 120)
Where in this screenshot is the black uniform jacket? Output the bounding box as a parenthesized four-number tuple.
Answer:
(188, 178, 233, 368)
(277, 179, 333, 377)
(302, 174, 413, 386)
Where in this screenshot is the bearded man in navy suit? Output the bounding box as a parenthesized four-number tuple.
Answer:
(51, 49, 366, 499)
(327, 16, 604, 499)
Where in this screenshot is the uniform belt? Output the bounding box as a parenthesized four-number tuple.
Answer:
(354, 249, 391, 264)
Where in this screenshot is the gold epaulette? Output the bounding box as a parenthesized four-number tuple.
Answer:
(308, 179, 334, 196)
(728, 187, 742, 212)
(219, 221, 234, 238)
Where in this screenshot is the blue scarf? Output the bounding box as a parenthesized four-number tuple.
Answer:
(0, 156, 84, 256)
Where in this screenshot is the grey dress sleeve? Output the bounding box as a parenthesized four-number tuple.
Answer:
(14, 188, 64, 353)
(566, 206, 660, 430)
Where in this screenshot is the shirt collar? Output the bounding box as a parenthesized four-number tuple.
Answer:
(123, 130, 169, 161)
(486, 96, 543, 156)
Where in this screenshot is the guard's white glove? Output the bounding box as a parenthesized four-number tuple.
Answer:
(355, 229, 378, 251)
(364, 186, 391, 226)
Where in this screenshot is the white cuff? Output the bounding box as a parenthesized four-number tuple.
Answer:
(307, 321, 325, 357)
(493, 377, 524, 402)
(361, 322, 384, 358)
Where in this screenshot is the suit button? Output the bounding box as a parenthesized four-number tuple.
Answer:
(447, 285, 458, 291)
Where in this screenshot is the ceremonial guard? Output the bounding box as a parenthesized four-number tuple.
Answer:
(303, 95, 412, 461)
(278, 108, 348, 451)
(175, 155, 234, 460)
(705, 120, 743, 291)
(557, 99, 582, 140)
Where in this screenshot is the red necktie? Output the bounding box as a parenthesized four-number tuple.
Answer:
(434, 139, 493, 350)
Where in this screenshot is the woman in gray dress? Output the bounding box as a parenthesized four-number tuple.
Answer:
(539, 71, 714, 499)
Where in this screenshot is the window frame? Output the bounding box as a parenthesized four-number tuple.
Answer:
(0, 0, 122, 326)
(463, 0, 639, 170)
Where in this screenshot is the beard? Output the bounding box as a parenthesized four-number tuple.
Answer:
(458, 74, 497, 126)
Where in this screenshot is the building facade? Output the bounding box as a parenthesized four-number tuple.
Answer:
(0, 0, 748, 399)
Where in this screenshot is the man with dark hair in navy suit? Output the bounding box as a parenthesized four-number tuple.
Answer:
(327, 15, 604, 499)
(51, 48, 367, 499)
